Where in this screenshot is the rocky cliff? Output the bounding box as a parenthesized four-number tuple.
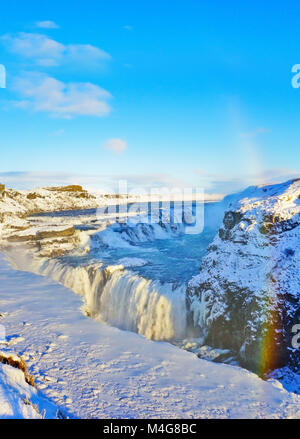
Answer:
(187, 179, 300, 375)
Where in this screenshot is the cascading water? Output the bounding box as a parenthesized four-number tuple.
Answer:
(5, 201, 224, 342)
(6, 253, 187, 340)
(91, 269, 187, 339)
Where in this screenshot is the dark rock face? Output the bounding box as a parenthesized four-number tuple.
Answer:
(199, 284, 293, 375)
(223, 211, 244, 230)
(187, 180, 300, 376)
(27, 193, 38, 200)
(218, 211, 250, 243)
(37, 227, 76, 240)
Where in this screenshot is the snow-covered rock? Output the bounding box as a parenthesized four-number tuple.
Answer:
(0, 186, 97, 244)
(188, 179, 300, 375)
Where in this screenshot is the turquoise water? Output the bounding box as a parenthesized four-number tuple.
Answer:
(34, 202, 221, 284)
(91, 229, 215, 283)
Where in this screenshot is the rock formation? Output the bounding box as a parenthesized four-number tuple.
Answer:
(187, 179, 300, 375)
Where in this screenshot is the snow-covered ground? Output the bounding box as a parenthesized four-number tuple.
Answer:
(0, 357, 61, 419)
(1, 255, 300, 419)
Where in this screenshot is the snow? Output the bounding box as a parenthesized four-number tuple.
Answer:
(1, 255, 300, 418)
(0, 352, 61, 419)
(117, 258, 148, 268)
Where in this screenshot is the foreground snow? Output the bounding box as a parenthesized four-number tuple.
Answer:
(0, 352, 61, 419)
(1, 256, 300, 418)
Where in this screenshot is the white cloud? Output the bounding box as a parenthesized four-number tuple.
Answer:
(13, 72, 112, 118)
(35, 21, 59, 29)
(1, 33, 63, 66)
(123, 25, 133, 31)
(1, 32, 111, 67)
(65, 43, 110, 65)
(104, 138, 127, 154)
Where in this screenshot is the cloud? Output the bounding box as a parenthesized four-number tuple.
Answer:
(104, 138, 127, 154)
(1, 168, 298, 196)
(65, 43, 110, 65)
(255, 168, 300, 184)
(0, 171, 186, 192)
(193, 167, 300, 194)
(1, 33, 63, 66)
(116, 173, 189, 189)
(123, 25, 133, 31)
(35, 21, 59, 29)
(0, 171, 106, 191)
(1, 32, 111, 67)
(13, 72, 112, 118)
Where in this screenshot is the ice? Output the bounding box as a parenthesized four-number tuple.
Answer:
(117, 257, 148, 268)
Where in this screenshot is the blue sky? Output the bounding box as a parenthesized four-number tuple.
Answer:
(0, 0, 300, 194)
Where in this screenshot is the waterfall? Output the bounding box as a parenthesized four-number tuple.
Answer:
(5, 250, 187, 341)
(95, 270, 186, 340)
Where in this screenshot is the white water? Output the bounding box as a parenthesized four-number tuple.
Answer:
(95, 269, 186, 339)
(6, 252, 187, 340)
